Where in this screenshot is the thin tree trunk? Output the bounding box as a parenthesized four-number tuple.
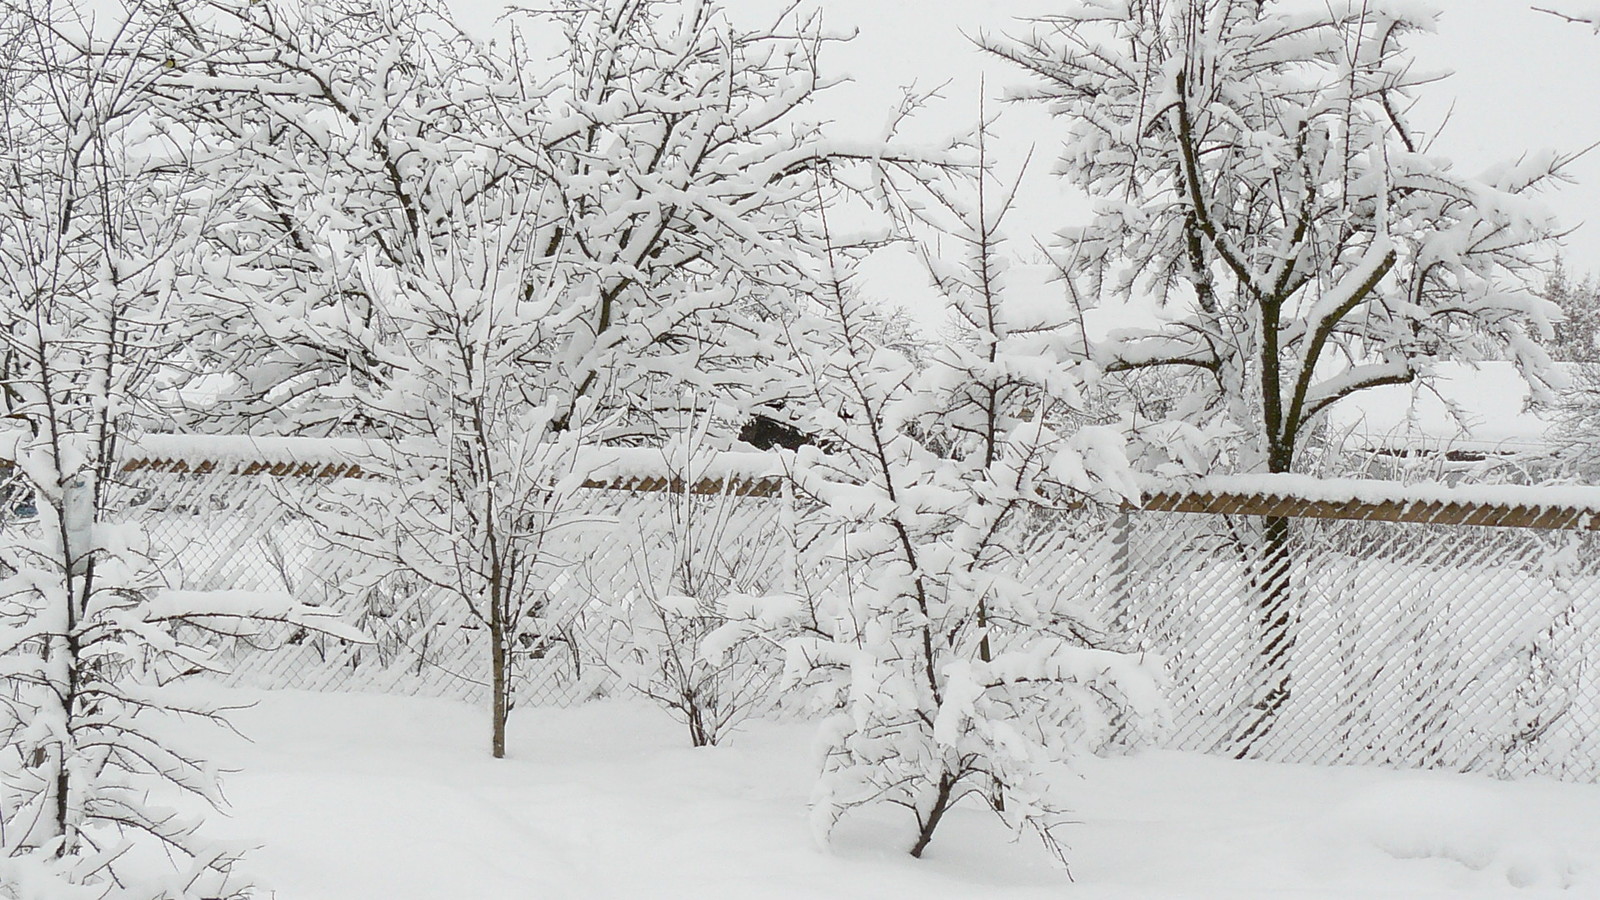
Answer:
(686, 698, 710, 748)
(52, 631, 77, 853)
(52, 478, 89, 853)
(1232, 446, 1297, 757)
(491, 625, 507, 759)
(489, 588, 508, 759)
(909, 772, 957, 859)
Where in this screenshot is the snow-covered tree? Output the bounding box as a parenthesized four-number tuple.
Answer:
(1544, 263, 1600, 477)
(986, 0, 1566, 477)
(146, 1, 592, 758)
(294, 176, 620, 759)
(1543, 262, 1600, 364)
(0, 1, 357, 892)
(984, 0, 1568, 750)
(773, 124, 1160, 863)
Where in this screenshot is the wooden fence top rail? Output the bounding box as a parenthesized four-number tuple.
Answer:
(116, 451, 1600, 532)
(117, 457, 788, 496)
(1136, 490, 1598, 532)
(119, 457, 373, 480)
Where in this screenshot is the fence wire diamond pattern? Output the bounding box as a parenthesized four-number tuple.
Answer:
(110, 448, 1600, 782)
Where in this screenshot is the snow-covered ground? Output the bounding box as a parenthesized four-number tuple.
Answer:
(185, 690, 1600, 899)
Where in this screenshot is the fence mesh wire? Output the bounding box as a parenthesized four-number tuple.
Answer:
(110, 455, 1600, 781)
(1030, 507, 1600, 780)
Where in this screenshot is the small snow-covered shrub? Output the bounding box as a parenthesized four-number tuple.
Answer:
(598, 588, 787, 748)
(771, 139, 1163, 863)
(592, 427, 795, 747)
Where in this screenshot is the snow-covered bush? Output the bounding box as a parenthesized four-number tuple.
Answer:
(0, 3, 360, 893)
(589, 424, 796, 747)
(772, 134, 1162, 863)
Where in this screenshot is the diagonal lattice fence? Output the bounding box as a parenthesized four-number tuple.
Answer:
(110, 437, 1600, 781)
(114, 440, 804, 710)
(1019, 502, 1600, 780)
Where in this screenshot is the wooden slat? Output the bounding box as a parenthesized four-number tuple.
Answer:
(119, 457, 786, 497)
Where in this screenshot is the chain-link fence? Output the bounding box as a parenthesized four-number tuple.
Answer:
(1037, 505, 1600, 780)
(113, 440, 1600, 781)
(115, 446, 804, 710)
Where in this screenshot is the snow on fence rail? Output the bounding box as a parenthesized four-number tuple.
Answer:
(120, 435, 1600, 527)
(105, 436, 1600, 781)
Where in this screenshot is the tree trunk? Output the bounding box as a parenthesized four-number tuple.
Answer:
(52, 491, 88, 853)
(909, 771, 957, 859)
(490, 613, 507, 760)
(685, 699, 711, 748)
(1231, 446, 1297, 757)
(51, 630, 78, 855)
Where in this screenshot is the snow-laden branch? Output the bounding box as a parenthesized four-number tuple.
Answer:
(139, 589, 371, 643)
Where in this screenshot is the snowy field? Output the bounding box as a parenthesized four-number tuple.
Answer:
(185, 689, 1600, 899)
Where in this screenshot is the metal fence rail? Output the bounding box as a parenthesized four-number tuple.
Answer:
(110, 439, 1600, 781)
